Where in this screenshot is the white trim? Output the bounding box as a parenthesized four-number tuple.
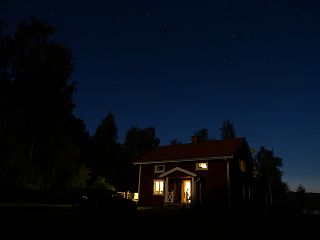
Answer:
(138, 165, 141, 199)
(154, 164, 165, 173)
(164, 177, 169, 204)
(191, 177, 195, 203)
(153, 179, 164, 196)
(133, 155, 233, 165)
(226, 157, 231, 209)
(194, 177, 201, 205)
(158, 167, 197, 178)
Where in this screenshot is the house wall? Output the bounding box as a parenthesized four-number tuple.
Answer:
(136, 140, 254, 209)
(203, 160, 228, 208)
(138, 162, 196, 206)
(229, 149, 254, 209)
(138, 160, 229, 207)
(139, 164, 164, 206)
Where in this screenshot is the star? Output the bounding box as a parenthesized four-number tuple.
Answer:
(114, 16, 120, 23)
(49, 8, 55, 17)
(232, 33, 236, 39)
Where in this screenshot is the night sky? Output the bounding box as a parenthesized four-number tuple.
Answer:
(2, 0, 320, 192)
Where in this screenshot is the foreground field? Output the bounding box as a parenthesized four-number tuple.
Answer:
(1, 204, 319, 239)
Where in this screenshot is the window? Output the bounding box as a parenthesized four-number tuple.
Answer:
(196, 162, 208, 170)
(154, 164, 165, 173)
(153, 180, 164, 195)
(239, 159, 247, 172)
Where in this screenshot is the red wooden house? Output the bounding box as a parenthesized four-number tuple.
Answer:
(133, 137, 254, 209)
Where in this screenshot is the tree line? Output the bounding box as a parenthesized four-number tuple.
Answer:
(0, 18, 161, 197)
(1, 18, 295, 209)
(183, 121, 290, 209)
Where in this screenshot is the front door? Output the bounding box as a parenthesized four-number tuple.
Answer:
(167, 178, 192, 204)
(182, 179, 191, 204)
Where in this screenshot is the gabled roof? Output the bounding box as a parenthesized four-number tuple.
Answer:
(133, 137, 248, 164)
(158, 167, 197, 178)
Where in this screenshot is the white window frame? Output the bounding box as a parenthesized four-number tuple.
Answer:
(196, 162, 208, 170)
(153, 179, 164, 196)
(154, 164, 165, 173)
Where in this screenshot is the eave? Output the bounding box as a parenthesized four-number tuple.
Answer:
(133, 155, 233, 165)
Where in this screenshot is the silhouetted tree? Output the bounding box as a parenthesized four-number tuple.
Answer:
(124, 126, 160, 191)
(66, 116, 90, 166)
(255, 146, 288, 209)
(91, 112, 118, 181)
(90, 112, 137, 191)
(71, 164, 91, 189)
(194, 128, 209, 141)
(0, 18, 83, 192)
(170, 138, 182, 145)
(124, 126, 160, 158)
(220, 120, 236, 139)
(295, 184, 306, 212)
(114, 144, 136, 191)
(67, 116, 91, 189)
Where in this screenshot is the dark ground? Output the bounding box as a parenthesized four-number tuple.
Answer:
(0, 204, 319, 239)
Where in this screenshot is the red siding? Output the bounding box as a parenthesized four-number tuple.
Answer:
(205, 161, 228, 207)
(138, 160, 229, 207)
(139, 164, 164, 206)
(136, 138, 253, 209)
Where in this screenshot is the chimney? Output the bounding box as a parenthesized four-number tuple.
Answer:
(191, 135, 199, 144)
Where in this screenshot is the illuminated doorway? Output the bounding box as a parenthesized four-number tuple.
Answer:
(182, 179, 191, 204)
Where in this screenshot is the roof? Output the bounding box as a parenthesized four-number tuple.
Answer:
(133, 137, 248, 164)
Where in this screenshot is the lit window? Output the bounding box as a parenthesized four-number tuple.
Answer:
(133, 193, 139, 202)
(153, 180, 164, 195)
(239, 159, 247, 172)
(154, 165, 165, 173)
(196, 162, 208, 170)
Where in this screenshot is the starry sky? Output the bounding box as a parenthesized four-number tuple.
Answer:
(2, 0, 320, 192)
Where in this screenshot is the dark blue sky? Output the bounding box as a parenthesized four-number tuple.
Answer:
(2, 0, 320, 192)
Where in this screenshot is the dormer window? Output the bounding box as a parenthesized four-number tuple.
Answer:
(196, 162, 208, 170)
(154, 165, 165, 173)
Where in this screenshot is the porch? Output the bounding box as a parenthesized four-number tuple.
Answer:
(158, 167, 203, 206)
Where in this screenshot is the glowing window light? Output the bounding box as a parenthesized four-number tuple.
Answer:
(196, 162, 208, 170)
(184, 180, 191, 203)
(239, 159, 247, 172)
(153, 180, 164, 195)
(133, 193, 139, 201)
